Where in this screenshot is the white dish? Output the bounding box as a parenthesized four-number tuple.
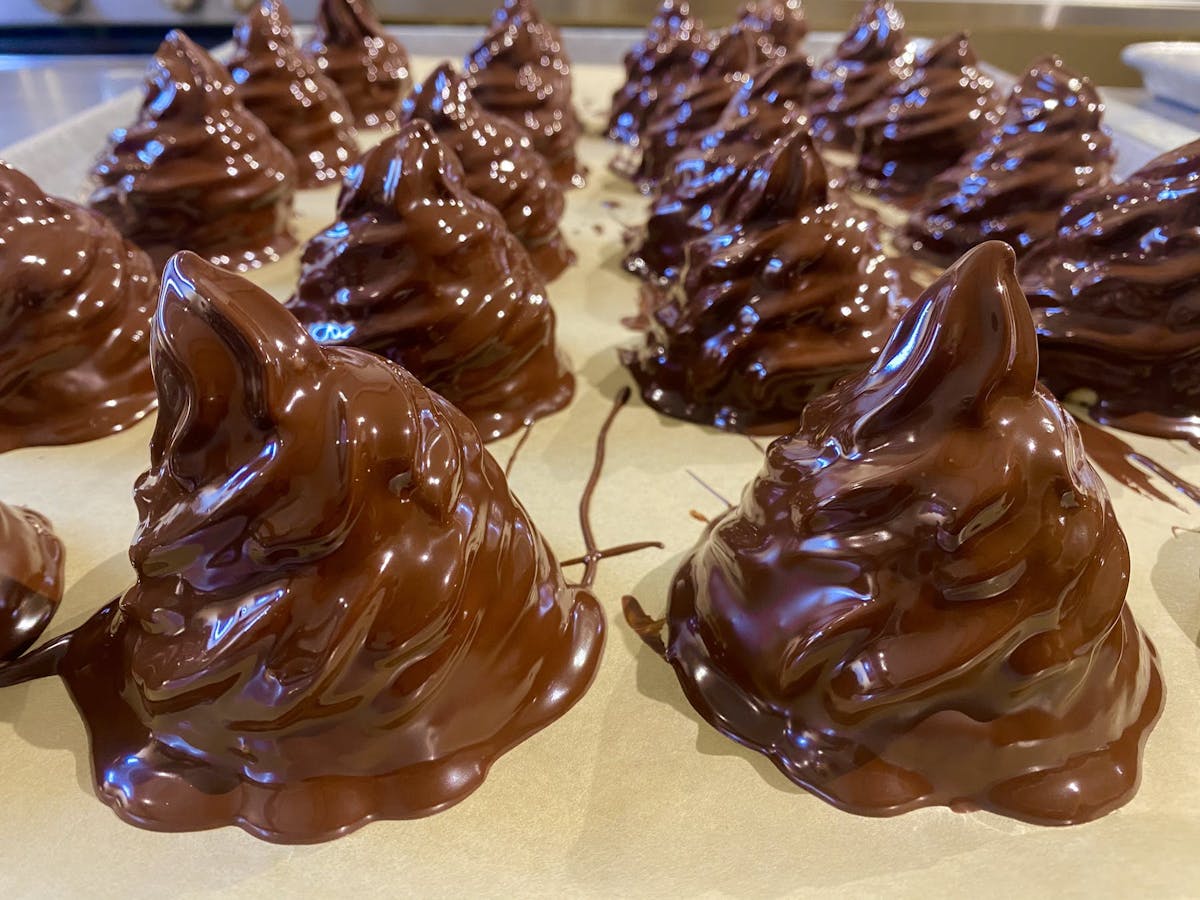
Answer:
(1122, 41, 1200, 111)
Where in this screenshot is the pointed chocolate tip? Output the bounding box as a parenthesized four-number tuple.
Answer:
(0, 160, 46, 207)
(337, 119, 467, 218)
(234, 0, 293, 50)
(404, 62, 468, 124)
(922, 31, 977, 68)
(730, 123, 829, 224)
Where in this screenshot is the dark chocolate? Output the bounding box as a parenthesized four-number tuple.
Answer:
(662, 240, 1163, 825)
(737, 0, 808, 58)
(0, 501, 63, 662)
(286, 120, 575, 442)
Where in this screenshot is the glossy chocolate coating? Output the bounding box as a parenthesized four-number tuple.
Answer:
(89, 30, 297, 272)
(855, 32, 1001, 201)
(302, 0, 411, 130)
(665, 241, 1163, 824)
(621, 126, 917, 433)
(229, 0, 359, 188)
(607, 0, 706, 147)
(287, 120, 575, 442)
(465, 0, 583, 185)
(624, 54, 812, 284)
(808, 0, 908, 151)
(0, 163, 158, 452)
(904, 56, 1114, 265)
(1019, 138, 1200, 441)
(51, 250, 603, 843)
(401, 64, 575, 281)
(737, 0, 808, 58)
(0, 501, 63, 662)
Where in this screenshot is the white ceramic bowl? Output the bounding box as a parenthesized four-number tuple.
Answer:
(1122, 41, 1200, 111)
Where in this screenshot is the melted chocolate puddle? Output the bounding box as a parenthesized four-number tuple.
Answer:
(1074, 416, 1200, 510)
(621, 595, 667, 660)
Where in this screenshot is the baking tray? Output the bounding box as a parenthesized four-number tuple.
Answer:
(1, 34, 1199, 899)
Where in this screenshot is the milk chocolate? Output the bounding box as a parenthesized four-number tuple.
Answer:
(855, 32, 1001, 201)
(401, 63, 575, 281)
(302, 0, 411, 130)
(1019, 138, 1200, 442)
(0, 163, 158, 452)
(89, 30, 297, 272)
(737, 0, 808, 58)
(0, 501, 63, 662)
(465, 0, 584, 185)
(904, 56, 1114, 264)
(808, 0, 909, 151)
(621, 125, 917, 433)
(229, 0, 359, 188)
(663, 241, 1163, 824)
(287, 120, 574, 442)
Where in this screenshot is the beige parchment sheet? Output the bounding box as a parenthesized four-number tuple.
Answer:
(0, 59, 1197, 900)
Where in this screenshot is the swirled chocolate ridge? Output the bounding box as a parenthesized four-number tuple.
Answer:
(465, 0, 584, 185)
(0, 162, 158, 452)
(664, 241, 1163, 825)
(89, 30, 297, 272)
(45, 250, 603, 843)
(621, 125, 917, 433)
(229, 0, 359, 188)
(401, 64, 575, 281)
(903, 56, 1114, 265)
(0, 501, 63, 662)
(855, 32, 1001, 201)
(302, 0, 411, 130)
(808, 0, 909, 150)
(737, 0, 808, 58)
(624, 54, 812, 283)
(1019, 138, 1200, 441)
(607, 0, 706, 146)
(287, 120, 574, 442)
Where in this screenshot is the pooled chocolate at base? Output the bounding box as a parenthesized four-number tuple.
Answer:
(0, 502, 63, 662)
(660, 242, 1163, 825)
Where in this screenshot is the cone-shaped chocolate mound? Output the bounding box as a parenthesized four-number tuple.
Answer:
(808, 0, 909, 151)
(0, 501, 62, 662)
(0, 163, 158, 451)
(621, 126, 916, 433)
(465, 0, 583, 185)
(663, 241, 1163, 825)
(287, 120, 574, 442)
(607, 0, 707, 147)
(904, 56, 1114, 264)
(45, 250, 604, 843)
(1019, 138, 1200, 441)
(401, 64, 575, 281)
(302, 0, 411, 130)
(855, 32, 1001, 200)
(737, 0, 807, 58)
(625, 54, 812, 284)
(89, 30, 297, 271)
(229, 0, 359, 188)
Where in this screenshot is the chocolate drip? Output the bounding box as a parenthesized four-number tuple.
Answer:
(661, 241, 1163, 825)
(737, 0, 808, 58)
(0, 163, 158, 451)
(302, 0, 411, 130)
(1073, 416, 1200, 510)
(286, 120, 574, 442)
(0, 502, 63, 662)
(465, 0, 584, 185)
(401, 64, 575, 281)
(808, 0, 909, 150)
(7, 250, 604, 843)
(1019, 137, 1200, 442)
(904, 56, 1114, 264)
(89, 30, 297, 272)
(621, 126, 917, 433)
(229, 0, 359, 188)
(855, 32, 1001, 201)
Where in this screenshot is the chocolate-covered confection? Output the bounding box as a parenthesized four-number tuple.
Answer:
(607, 0, 706, 147)
(89, 30, 297, 272)
(663, 241, 1163, 825)
(737, 0, 807, 57)
(855, 33, 1001, 201)
(401, 64, 575, 281)
(1019, 138, 1200, 441)
(904, 57, 1114, 265)
(29, 250, 604, 843)
(0, 163, 158, 452)
(465, 0, 583, 185)
(808, 0, 909, 151)
(621, 126, 916, 433)
(287, 121, 574, 442)
(0, 501, 63, 662)
(625, 54, 812, 284)
(228, 0, 359, 188)
(302, 0, 411, 130)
